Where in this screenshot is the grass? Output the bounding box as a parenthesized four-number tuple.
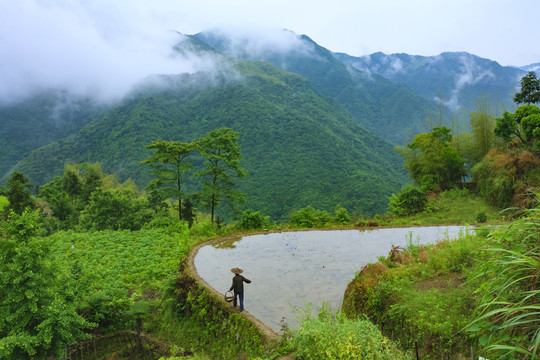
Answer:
(385, 188, 503, 226)
(342, 229, 483, 359)
(467, 207, 540, 359)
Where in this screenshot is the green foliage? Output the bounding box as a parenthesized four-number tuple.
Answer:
(497, 72, 540, 147)
(515, 105, 540, 145)
(0, 93, 101, 184)
(289, 206, 332, 228)
(388, 184, 428, 216)
(38, 163, 165, 232)
(141, 139, 197, 220)
(513, 71, 540, 105)
(469, 98, 497, 163)
(494, 111, 519, 142)
(342, 229, 480, 359)
(238, 210, 270, 230)
(0, 210, 91, 359)
(196, 127, 248, 225)
(397, 127, 465, 190)
(472, 149, 540, 208)
(79, 188, 153, 231)
(9, 61, 407, 220)
(333, 205, 351, 224)
(291, 303, 412, 359)
(3, 171, 35, 215)
(475, 208, 487, 223)
(0, 196, 8, 213)
(467, 206, 540, 359)
(155, 264, 266, 359)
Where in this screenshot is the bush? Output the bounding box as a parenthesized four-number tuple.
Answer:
(289, 206, 332, 228)
(238, 210, 269, 230)
(467, 207, 540, 359)
(291, 303, 412, 359)
(388, 184, 428, 216)
(475, 208, 487, 223)
(333, 206, 351, 225)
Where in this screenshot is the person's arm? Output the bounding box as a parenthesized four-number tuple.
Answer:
(243, 276, 251, 284)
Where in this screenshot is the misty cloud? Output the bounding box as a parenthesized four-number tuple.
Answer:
(443, 53, 495, 111)
(0, 0, 219, 104)
(203, 26, 315, 62)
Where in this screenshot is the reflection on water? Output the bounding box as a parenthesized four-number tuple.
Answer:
(211, 237, 242, 249)
(194, 226, 471, 332)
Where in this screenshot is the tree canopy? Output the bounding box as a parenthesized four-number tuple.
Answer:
(496, 72, 540, 148)
(396, 126, 465, 190)
(140, 139, 197, 220)
(513, 71, 540, 105)
(196, 127, 248, 225)
(0, 210, 91, 359)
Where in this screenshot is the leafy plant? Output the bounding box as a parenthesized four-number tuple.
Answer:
(0, 210, 92, 359)
(467, 206, 540, 359)
(475, 208, 487, 223)
(291, 303, 412, 359)
(238, 210, 269, 230)
(388, 184, 428, 216)
(343, 230, 481, 359)
(289, 206, 332, 228)
(333, 205, 351, 224)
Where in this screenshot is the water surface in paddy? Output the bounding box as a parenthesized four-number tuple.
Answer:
(194, 226, 471, 332)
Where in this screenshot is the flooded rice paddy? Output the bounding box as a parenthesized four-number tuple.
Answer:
(194, 226, 472, 332)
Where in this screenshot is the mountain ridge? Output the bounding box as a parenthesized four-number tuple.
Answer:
(1, 29, 536, 219)
(9, 61, 407, 219)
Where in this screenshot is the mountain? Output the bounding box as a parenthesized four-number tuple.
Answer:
(0, 92, 104, 177)
(519, 63, 540, 73)
(335, 51, 525, 114)
(2, 29, 534, 220)
(8, 61, 407, 219)
(195, 30, 444, 145)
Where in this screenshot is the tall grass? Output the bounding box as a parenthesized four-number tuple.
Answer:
(468, 206, 540, 359)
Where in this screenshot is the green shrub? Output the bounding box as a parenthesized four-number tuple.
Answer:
(388, 184, 428, 216)
(475, 208, 487, 223)
(289, 206, 332, 228)
(292, 304, 412, 359)
(238, 210, 269, 230)
(467, 207, 540, 359)
(0, 195, 9, 213)
(333, 205, 351, 224)
(343, 231, 481, 359)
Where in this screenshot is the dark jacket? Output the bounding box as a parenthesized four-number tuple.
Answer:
(230, 274, 251, 294)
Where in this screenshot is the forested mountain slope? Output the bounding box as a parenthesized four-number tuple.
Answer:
(11, 61, 407, 219)
(195, 30, 443, 145)
(336, 51, 524, 113)
(0, 92, 104, 177)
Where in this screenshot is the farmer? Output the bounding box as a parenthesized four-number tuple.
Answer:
(229, 267, 251, 312)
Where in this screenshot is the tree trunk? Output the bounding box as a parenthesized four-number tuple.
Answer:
(211, 192, 215, 226)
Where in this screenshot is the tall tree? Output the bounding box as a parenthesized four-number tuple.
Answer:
(513, 71, 540, 105)
(0, 210, 91, 358)
(498, 72, 540, 148)
(396, 126, 465, 190)
(4, 171, 35, 215)
(469, 97, 496, 162)
(196, 128, 248, 225)
(141, 139, 196, 220)
(495, 105, 540, 146)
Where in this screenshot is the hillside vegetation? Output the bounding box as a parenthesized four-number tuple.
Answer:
(1, 30, 539, 360)
(9, 61, 407, 220)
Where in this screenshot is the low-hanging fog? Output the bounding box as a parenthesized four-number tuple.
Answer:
(0, 1, 315, 106)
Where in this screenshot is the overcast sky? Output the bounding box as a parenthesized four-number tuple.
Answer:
(1, 0, 538, 103)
